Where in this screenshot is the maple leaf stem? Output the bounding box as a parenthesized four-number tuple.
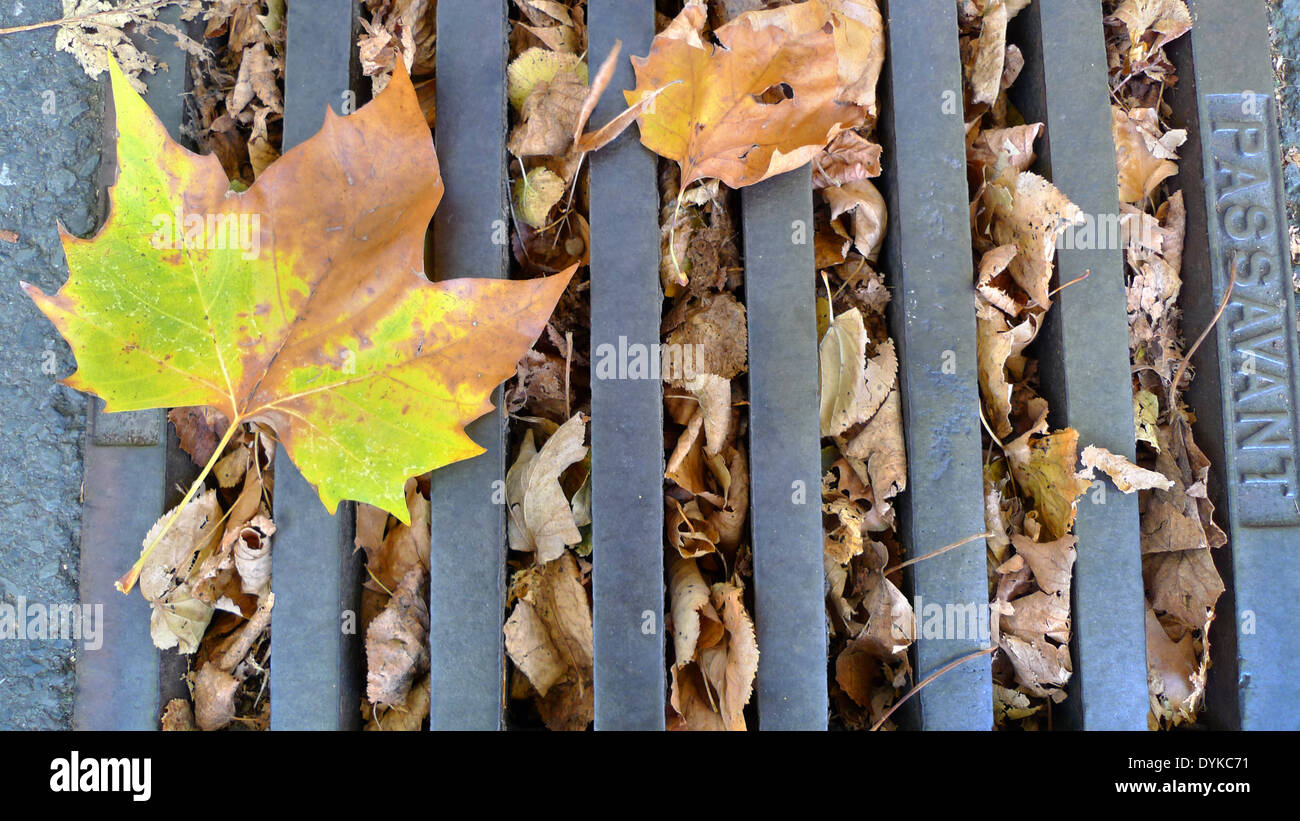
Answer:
(115, 414, 244, 595)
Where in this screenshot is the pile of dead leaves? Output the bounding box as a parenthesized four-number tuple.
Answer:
(156, 415, 276, 731)
(636, 0, 881, 730)
(357, 0, 436, 124)
(355, 478, 432, 730)
(960, 0, 1089, 726)
(1104, 0, 1226, 729)
(659, 168, 756, 729)
(499, 0, 598, 731)
(52, 0, 206, 93)
(780, 0, 919, 730)
(184, 0, 286, 186)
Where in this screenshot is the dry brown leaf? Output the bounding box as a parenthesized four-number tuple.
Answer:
(1009, 533, 1076, 598)
(627, 3, 861, 188)
(168, 406, 232, 467)
(819, 307, 896, 436)
(697, 581, 759, 730)
(987, 171, 1084, 309)
(824, 179, 887, 262)
(1004, 427, 1091, 541)
(361, 478, 430, 595)
(140, 489, 223, 653)
(366, 567, 430, 707)
(506, 414, 588, 563)
(1112, 106, 1179, 204)
(504, 599, 566, 697)
(842, 386, 906, 501)
(664, 293, 749, 382)
(1077, 444, 1174, 492)
(969, 0, 1008, 106)
(231, 513, 274, 596)
(813, 130, 883, 188)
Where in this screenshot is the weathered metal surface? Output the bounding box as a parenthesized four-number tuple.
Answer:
(1007, 0, 1149, 730)
(1172, 0, 1300, 731)
(588, 0, 667, 731)
(428, 0, 511, 731)
(879, 0, 993, 730)
(743, 166, 828, 730)
(268, 0, 363, 731)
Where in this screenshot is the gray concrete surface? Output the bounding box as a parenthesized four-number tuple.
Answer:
(0, 0, 103, 730)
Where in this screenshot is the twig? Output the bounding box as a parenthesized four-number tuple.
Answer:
(885, 531, 993, 577)
(870, 645, 997, 731)
(564, 330, 573, 420)
(216, 593, 275, 672)
(976, 400, 1006, 452)
(1169, 259, 1237, 403)
(1046, 268, 1091, 300)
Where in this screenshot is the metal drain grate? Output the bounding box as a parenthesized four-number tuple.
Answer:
(72, 0, 1299, 731)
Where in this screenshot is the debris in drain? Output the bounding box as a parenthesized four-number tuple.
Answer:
(1103, 0, 1227, 730)
(630, 0, 882, 730)
(959, 0, 1089, 727)
(186, 1, 288, 186)
(500, 0, 596, 731)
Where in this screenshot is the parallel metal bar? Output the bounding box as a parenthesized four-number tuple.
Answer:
(588, 0, 666, 730)
(879, 0, 994, 730)
(73, 9, 189, 730)
(1007, 1, 1148, 730)
(269, 0, 363, 731)
(1173, 0, 1300, 731)
(743, 166, 828, 730)
(428, 0, 510, 730)
(75, 404, 166, 729)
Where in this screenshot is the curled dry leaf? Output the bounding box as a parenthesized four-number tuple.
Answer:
(231, 514, 274, 596)
(818, 307, 896, 437)
(505, 413, 588, 563)
(366, 567, 430, 707)
(1077, 444, 1174, 492)
(824, 179, 887, 262)
(140, 489, 223, 653)
(969, 0, 1008, 106)
(814, 130, 883, 188)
